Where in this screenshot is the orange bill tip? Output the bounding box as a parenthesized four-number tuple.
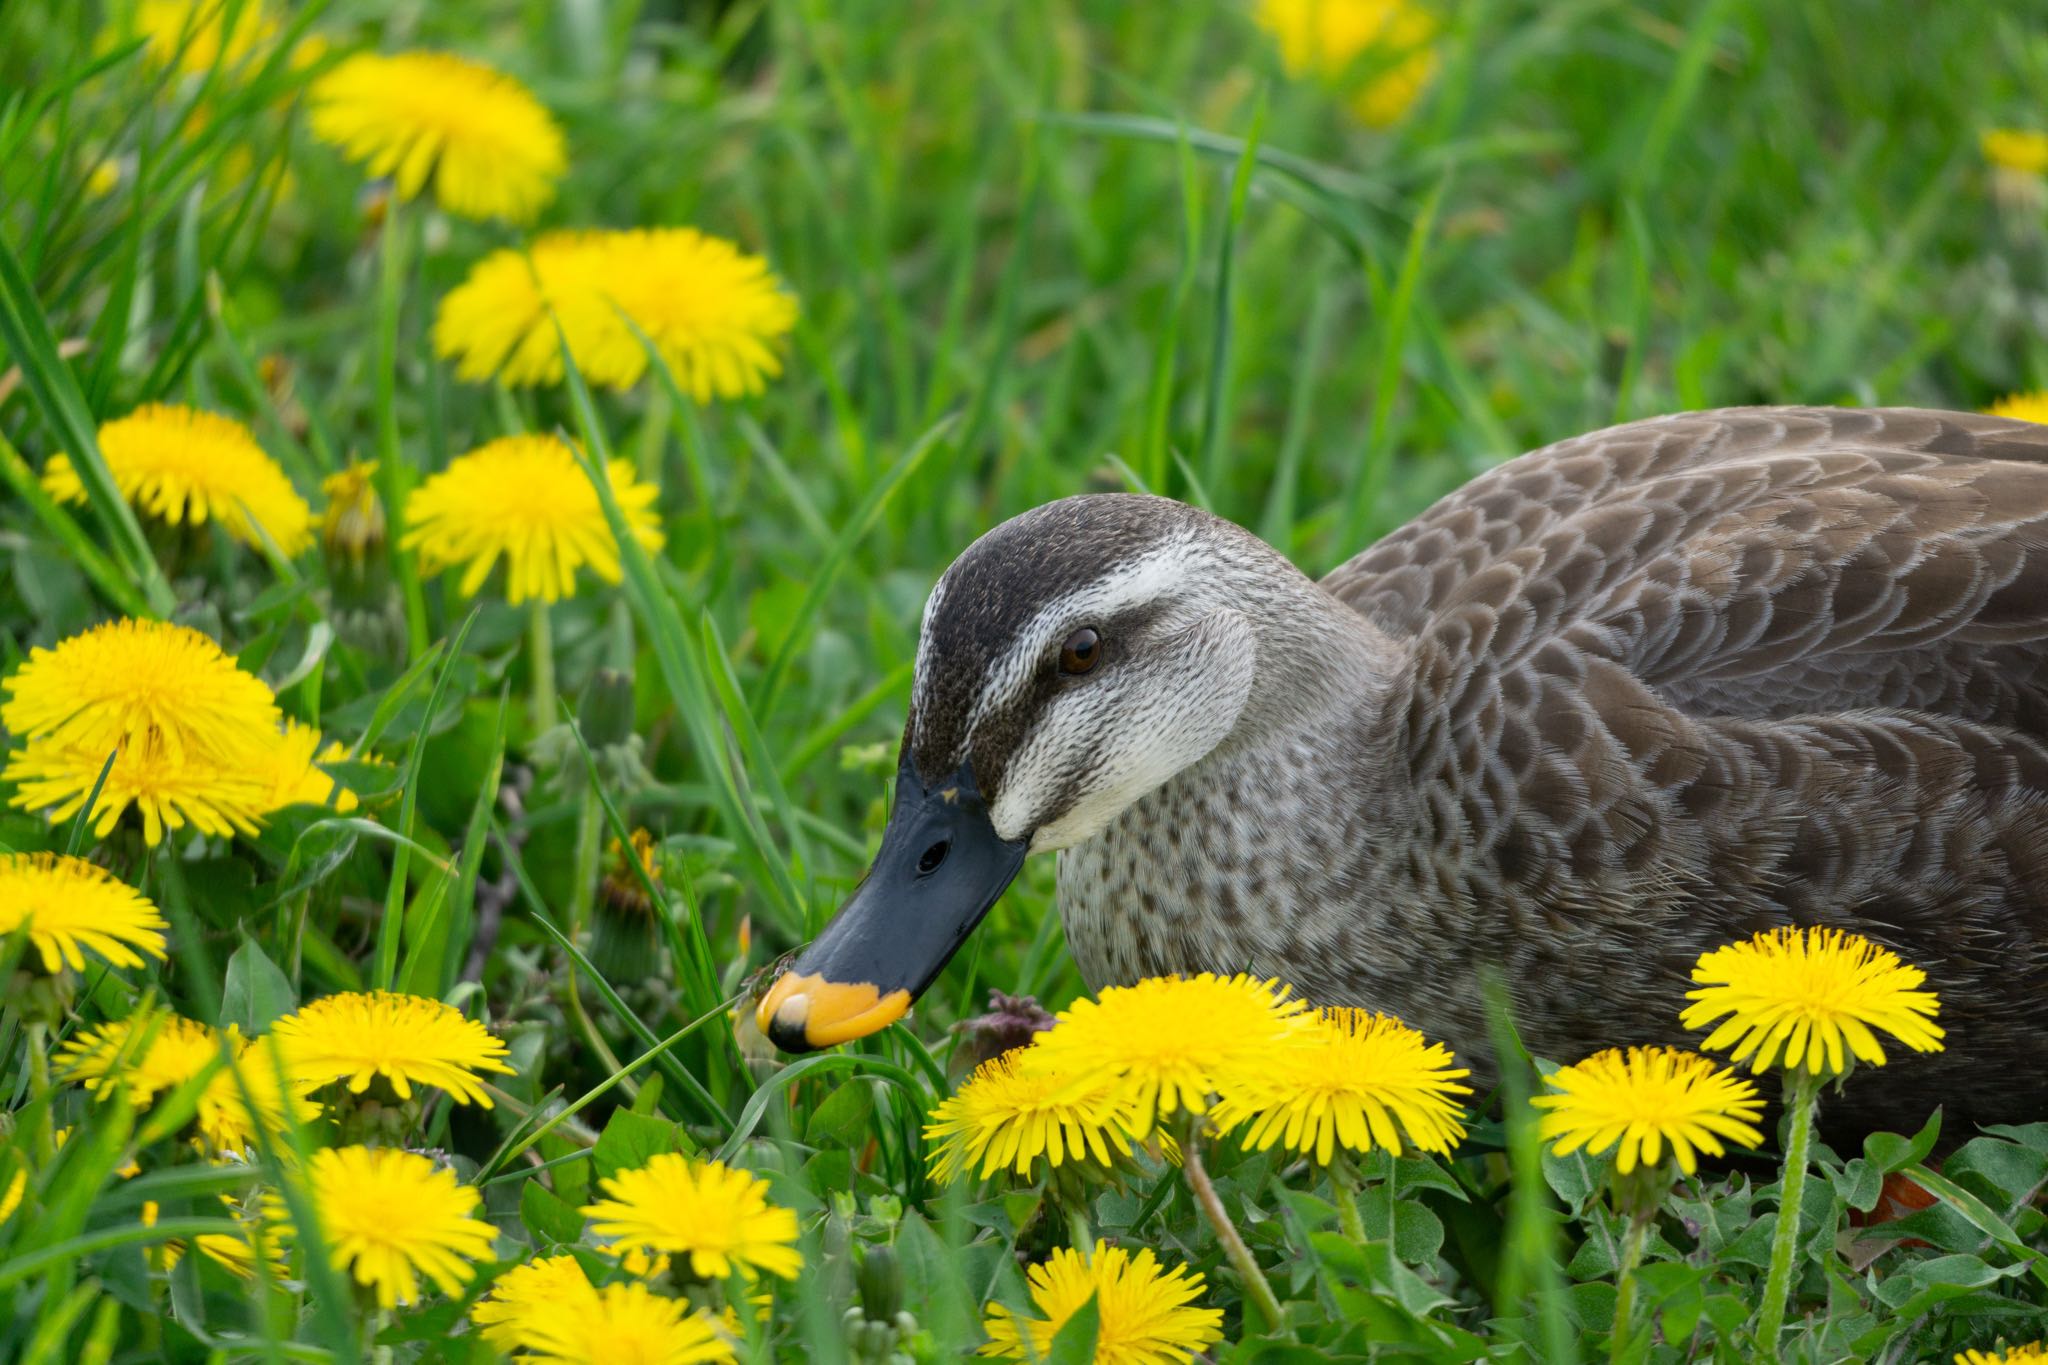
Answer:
(756, 970, 911, 1048)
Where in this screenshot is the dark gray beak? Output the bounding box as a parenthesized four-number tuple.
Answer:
(756, 758, 1027, 1051)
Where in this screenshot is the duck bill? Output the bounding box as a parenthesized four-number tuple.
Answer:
(758, 760, 1027, 1052)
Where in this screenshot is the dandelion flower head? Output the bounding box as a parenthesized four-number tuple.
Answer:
(1024, 974, 1309, 1135)
(980, 1240, 1223, 1365)
(1532, 1047, 1765, 1176)
(474, 1254, 596, 1349)
(3, 618, 279, 765)
(582, 228, 799, 399)
(309, 50, 565, 223)
(259, 720, 358, 814)
(515, 1280, 734, 1365)
(2, 619, 285, 844)
(432, 228, 797, 398)
(1983, 129, 2048, 176)
(401, 435, 663, 604)
(126, 0, 282, 78)
(581, 1153, 801, 1282)
(58, 1011, 229, 1105)
(1681, 926, 1945, 1076)
(274, 1145, 495, 1308)
(270, 990, 512, 1106)
(0, 1166, 23, 1224)
(192, 1038, 321, 1151)
(925, 1049, 1140, 1184)
(44, 405, 312, 555)
(1957, 1345, 2048, 1365)
(1211, 1009, 1470, 1162)
(1987, 392, 2048, 426)
(320, 461, 385, 562)
(1255, 0, 1438, 127)
(0, 852, 169, 973)
(58, 1016, 317, 1148)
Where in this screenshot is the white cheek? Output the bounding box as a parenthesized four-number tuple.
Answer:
(992, 610, 1257, 849)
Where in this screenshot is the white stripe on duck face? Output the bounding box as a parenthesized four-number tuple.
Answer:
(909, 533, 1209, 762)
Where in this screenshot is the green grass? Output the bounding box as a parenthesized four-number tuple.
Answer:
(4, 0, 2048, 1360)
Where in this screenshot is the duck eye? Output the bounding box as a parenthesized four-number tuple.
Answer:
(1058, 627, 1101, 675)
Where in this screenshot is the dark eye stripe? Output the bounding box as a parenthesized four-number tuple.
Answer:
(966, 602, 1171, 797)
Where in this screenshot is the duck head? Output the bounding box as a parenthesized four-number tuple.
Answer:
(758, 492, 1368, 1051)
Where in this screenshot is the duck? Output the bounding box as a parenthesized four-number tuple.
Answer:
(757, 405, 2048, 1136)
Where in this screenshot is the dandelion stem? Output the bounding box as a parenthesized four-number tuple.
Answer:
(528, 598, 557, 736)
(1755, 1066, 1823, 1357)
(569, 782, 603, 934)
(25, 1021, 56, 1165)
(1182, 1124, 1284, 1334)
(1332, 1157, 1369, 1245)
(1610, 1210, 1652, 1363)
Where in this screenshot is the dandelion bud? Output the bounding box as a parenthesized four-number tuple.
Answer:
(320, 462, 386, 566)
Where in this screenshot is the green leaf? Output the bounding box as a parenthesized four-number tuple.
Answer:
(1863, 1108, 1942, 1174)
(1044, 1293, 1100, 1365)
(805, 1079, 876, 1150)
(592, 1108, 681, 1181)
(1539, 1146, 1602, 1213)
(519, 1179, 585, 1247)
(1873, 1252, 2024, 1318)
(220, 937, 297, 1033)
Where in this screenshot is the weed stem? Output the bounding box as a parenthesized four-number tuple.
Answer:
(1756, 1066, 1823, 1357)
(1183, 1124, 1285, 1334)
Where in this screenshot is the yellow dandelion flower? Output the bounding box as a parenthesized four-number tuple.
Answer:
(308, 51, 565, 224)
(126, 0, 282, 78)
(1987, 392, 2048, 426)
(1959, 1345, 2048, 1365)
(190, 1223, 290, 1281)
(193, 1041, 321, 1151)
(0, 1167, 24, 1224)
(1680, 927, 1945, 1076)
(58, 1011, 226, 1104)
(0, 852, 168, 973)
(44, 405, 313, 555)
(1531, 1047, 1764, 1176)
(270, 990, 513, 1106)
(277, 1145, 496, 1309)
(516, 1281, 735, 1365)
(2, 618, 279, 768)
(1210, 1009, 1471, 1162)
(474, 1254, 596, 1349)
(1254, 0, 1438, 127)
(6, 729, 276, 845)
(86, 158, 123, 198)
(980, 1240, 1223, 1365)
(432, 228, 797, 398)
(1983, 129, 2048, 176)
(924, 1050, 1141, 1184)
(58, 1016, 318, 1148)
(319, 461, 385, 562)
(258, 721, 358, 814)
(400, 435, 664, 604)
(581, 1153, 802, 1282)
(2, 618, 286, 844)
(1023, 974, 1310, 1136)
(579, 228, 799, 399)
(432, 232, 620, 387)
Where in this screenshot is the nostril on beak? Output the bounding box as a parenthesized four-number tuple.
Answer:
(916, 839, 951, 875)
